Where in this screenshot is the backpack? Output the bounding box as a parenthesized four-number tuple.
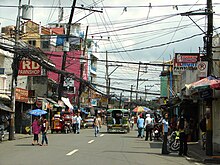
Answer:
(178, 116, 185, 130)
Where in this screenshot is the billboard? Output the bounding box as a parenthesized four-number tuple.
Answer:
(173, 53, 200, 75)
(18, 59, 42, 76)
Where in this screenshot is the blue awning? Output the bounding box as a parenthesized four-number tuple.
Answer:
(80, 108, 89, 114)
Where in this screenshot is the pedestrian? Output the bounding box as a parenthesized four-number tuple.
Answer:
(31, 116, 41, 146)
(145, 114, 154, 141)
(93, 116, 101, 137)
(40, 115, 49, 146)
(199, 115, 206, 133)
(72, 113, 77, 134)
(177, 113, 188, 156)
(161, 113, 170, 154)
(199, 115, 207, 150)
(76, 113, 82, 134)
(130, 115, 134, 130)
(137, 115, 145, 138)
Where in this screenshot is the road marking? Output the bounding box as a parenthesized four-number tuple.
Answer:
(66, 149, 79, 156)
(88, 140, 94, 144)
(100, 134, 104, 137)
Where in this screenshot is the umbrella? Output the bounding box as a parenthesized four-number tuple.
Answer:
(133, 106, 151, 113)
(145, 109, 154, 114)
(28, 109, 47, 116)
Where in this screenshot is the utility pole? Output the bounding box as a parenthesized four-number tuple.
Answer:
(9, 0, 22, 140)
(78, 25, 89, 109)
(136, 62, 141, 101)
(145, 85, 147, 100)
(129, 85, 133, 110)
(119, 92, 122, 108)
(106, 51, 109, 109)
(206, 0, 213, 156)
(58, 0, 77, 100)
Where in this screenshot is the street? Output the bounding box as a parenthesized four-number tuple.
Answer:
(0, 126, 204, 165)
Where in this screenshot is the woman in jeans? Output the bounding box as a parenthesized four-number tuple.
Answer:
(40, 115, 49, 146)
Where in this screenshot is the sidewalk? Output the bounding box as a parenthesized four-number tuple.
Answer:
(188, 142, 220, 164)
(2, 132, 32, 141)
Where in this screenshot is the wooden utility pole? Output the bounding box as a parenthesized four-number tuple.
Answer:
(106, 51, 109, 108)
(206, 0, 213, 156)
(129, 85, 133, 110)
(136, 62, 141, 101)
(58, 0, 77, 100)
(9, 0, 22, 140)
(78, 25, 89, 109)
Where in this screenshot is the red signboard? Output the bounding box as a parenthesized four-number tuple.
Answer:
(18, 59, 41, 76)
(175, 53, 200, 65)
(16, 88, 29, 103)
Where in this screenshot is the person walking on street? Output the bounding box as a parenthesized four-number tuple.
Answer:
(72, 114, 77, 134)
(76, 113, 82, 134)
(40, 115, 49, 146)
(130, 115, 134, 130)
(137, 115, 145, 138)
(31, 117, 41, 146)
(161, 113, 170, 154)
(199, 115, 207, 150)
(145, 114, 154, 141)
(93, 116, 101, 137)
(177, 113, 188, 156)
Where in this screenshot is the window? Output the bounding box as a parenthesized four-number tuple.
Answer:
(42, 40, 50, 49)
(28, 40, 36, 46)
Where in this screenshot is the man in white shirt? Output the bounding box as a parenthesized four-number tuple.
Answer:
(72, 114, 77, 134)
(145, 114, 154, 141)
(76, 113, 82, 134)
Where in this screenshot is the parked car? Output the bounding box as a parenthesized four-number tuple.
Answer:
(83, 116, 95, 128)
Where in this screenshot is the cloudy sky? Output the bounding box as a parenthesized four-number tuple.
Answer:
(1, 0, 220, 100)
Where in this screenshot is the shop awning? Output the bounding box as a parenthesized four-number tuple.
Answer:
(0, 102, 13, 112)
(0, 94, 11, 101)
(80, 108, 89, 114)
(186, 76, 220, 90)
(46, 98, 60, 107)
(61, 97, 73, 110)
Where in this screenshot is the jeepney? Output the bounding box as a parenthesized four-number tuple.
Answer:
(106, 109, 130, 133)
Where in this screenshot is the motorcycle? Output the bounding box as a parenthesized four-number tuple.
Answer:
(168, 130, 180, 152)
(153, 124, 162, 140)
(63, 121, 72, 134)
(0, 125, 4, 142)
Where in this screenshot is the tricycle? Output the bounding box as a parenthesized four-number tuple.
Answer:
(51, 114, 63, 133)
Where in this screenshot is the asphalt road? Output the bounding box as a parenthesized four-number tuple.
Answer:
(0, 126, 204, 165)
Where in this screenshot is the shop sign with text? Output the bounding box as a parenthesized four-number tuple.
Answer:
(18, 59, 41, 76)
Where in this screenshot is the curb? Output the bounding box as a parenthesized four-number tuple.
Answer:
(188, 150, 220, 164)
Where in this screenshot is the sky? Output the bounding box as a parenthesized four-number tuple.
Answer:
(1, 0, 220, 101)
